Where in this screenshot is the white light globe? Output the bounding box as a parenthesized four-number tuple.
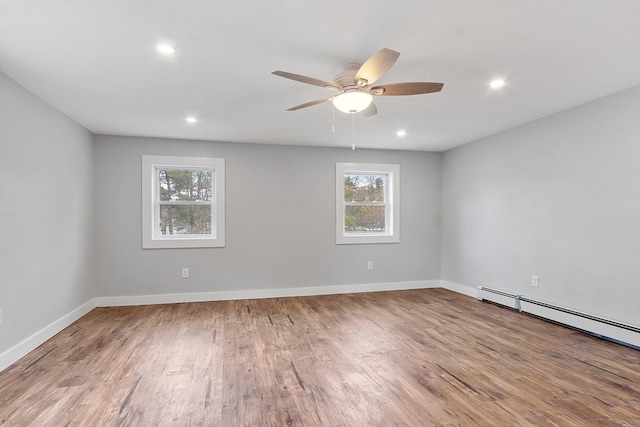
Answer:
(332, 91, 373, 114)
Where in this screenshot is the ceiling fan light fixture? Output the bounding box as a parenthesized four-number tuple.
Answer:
(332, 91, 373, 114)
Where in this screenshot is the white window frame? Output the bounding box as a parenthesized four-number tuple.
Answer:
(142, 155, 225, 249)
(336, 162, 400, 245)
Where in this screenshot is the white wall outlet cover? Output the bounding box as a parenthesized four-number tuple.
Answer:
(531, 275, 540, 287)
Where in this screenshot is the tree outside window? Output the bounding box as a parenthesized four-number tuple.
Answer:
(158, 168, 213, 236)
(344, 174, 387, 233)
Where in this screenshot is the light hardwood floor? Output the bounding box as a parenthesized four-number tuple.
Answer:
(1, 289, 638, 426)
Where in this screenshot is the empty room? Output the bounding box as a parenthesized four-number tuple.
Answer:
(0, 1, 639, 426)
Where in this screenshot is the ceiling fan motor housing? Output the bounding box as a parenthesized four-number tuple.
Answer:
(334, 63, 362, 91)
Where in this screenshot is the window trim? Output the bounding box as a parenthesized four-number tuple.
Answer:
(336, 162, 400, 245)
(142, 155, 225, 249)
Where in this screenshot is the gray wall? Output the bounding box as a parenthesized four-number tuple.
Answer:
(441, 86, 640, 326)
(0, 72, 94, 353)
(93, 135, 441, 297)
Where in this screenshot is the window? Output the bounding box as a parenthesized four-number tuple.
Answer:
(336, 163, 399, 244)
(142, 155, 225, 248)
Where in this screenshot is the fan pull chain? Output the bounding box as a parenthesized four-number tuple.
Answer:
(351, 113, 356, 150)
(332, 105, 335, 134)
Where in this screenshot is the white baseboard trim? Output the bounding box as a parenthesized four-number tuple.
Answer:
(440, 280, 481, 299)
(95, 280, 441, 307)
(0, 299, 96, 373)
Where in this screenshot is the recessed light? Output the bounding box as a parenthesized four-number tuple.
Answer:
(156, 44, 176, 55)
(185, 116, 197, 124)
(396, 130, 407, 137)
(490, 79, 506, 89)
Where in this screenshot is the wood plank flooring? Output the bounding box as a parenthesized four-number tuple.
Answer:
(1, 288, 638, 426)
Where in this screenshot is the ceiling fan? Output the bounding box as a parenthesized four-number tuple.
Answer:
(272, 48, 443, 116)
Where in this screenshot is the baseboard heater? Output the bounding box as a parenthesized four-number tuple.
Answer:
(477, 286, 640, 350)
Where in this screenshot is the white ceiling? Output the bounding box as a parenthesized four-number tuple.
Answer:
(1, 1, 639, 152)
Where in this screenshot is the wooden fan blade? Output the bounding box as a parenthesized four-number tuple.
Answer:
(354, 48, 400, 86)
(370, 82, 443, 96)
(286, 96, 333, 111)
(272, 71, 340, 90)
(361, 102, 377, 117)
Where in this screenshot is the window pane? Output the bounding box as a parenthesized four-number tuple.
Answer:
(344, 205, 386, 233)
(159, 204, 212, 235)
(344, 174, 385, 202)
(159, 169, 212, 202)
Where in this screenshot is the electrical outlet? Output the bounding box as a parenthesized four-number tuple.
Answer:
(367, 261, 373, 270)
(182, 268, 189, 279)
(531, 275, 539, 287)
